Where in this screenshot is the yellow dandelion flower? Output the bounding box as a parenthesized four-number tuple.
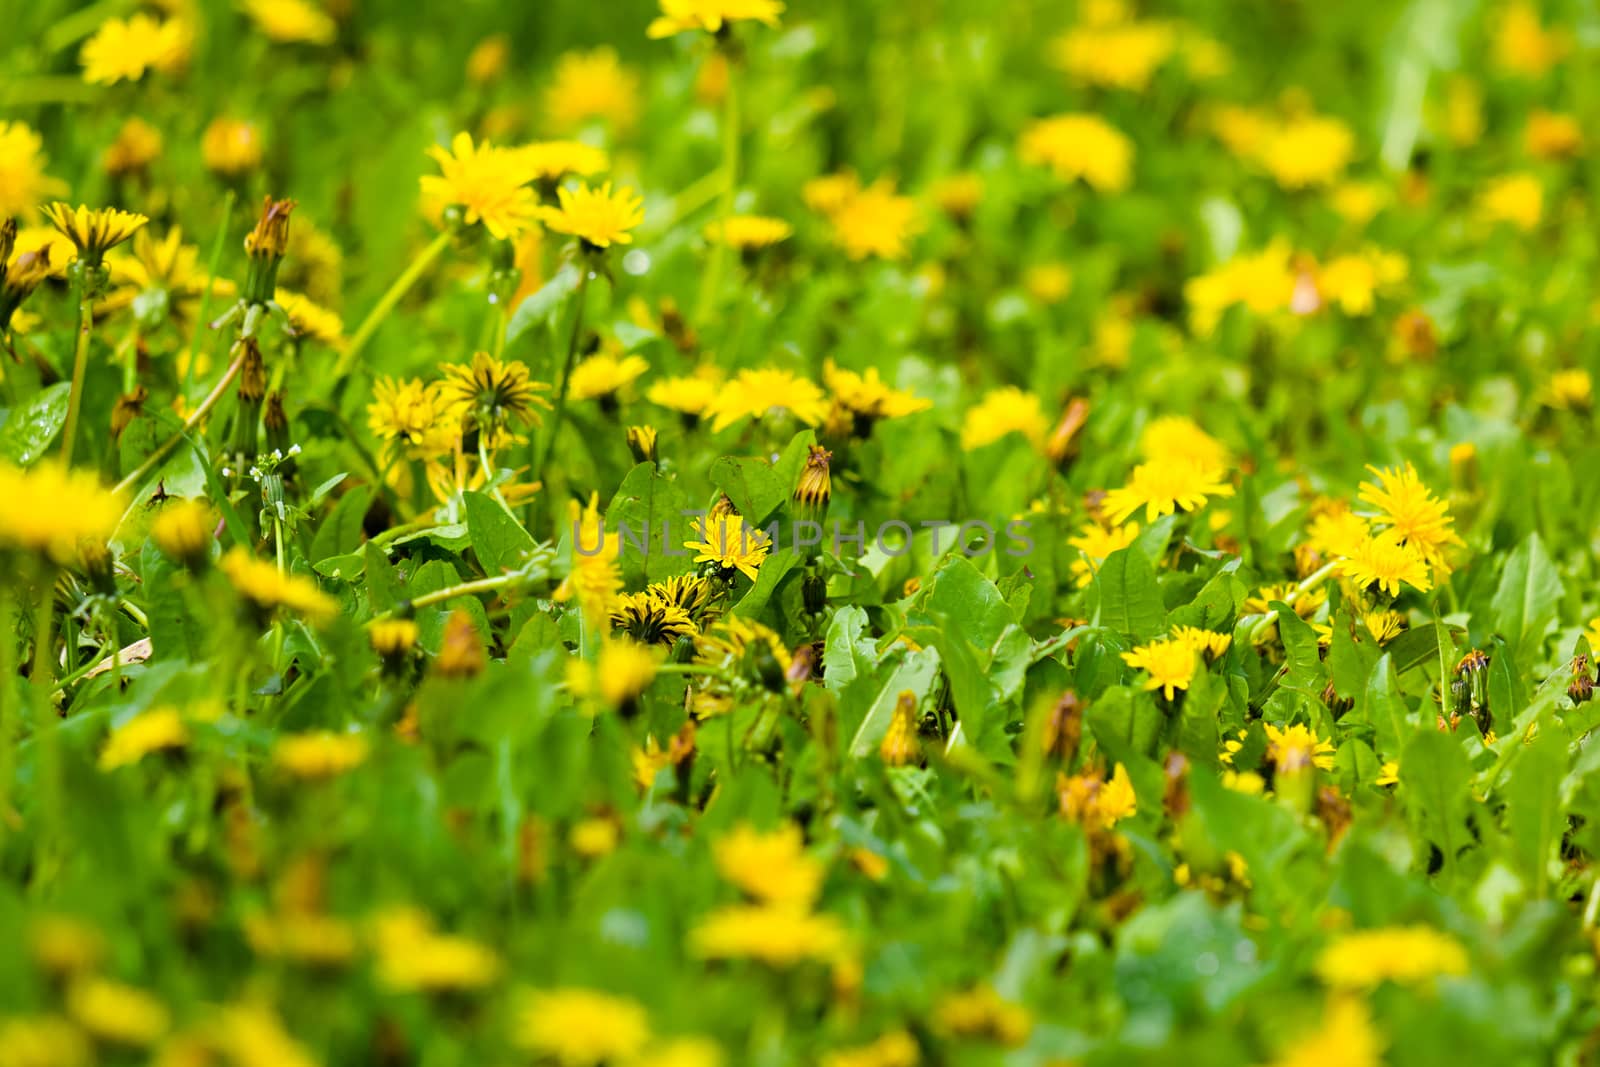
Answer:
(803, 170, 862, 217)
(611, 592, 697, 646)
(1526, 109, 1582, 159)
(934, 984, 1033, 1045)
(1058, 762, 1138, 829)
(1171, 625, 1231, 661)
(99, 707, 189, 771)
(1542, 368, 1592, 411)
(961, 386, 1048, 450)
(825, 179, 921, 260)
(1069, 520, 1140, 587)
(823, 359, 931, 426)
(590, 638, 660, 709)
(631, 1037, 725, 1067)
(1479, 172, 1542, 231)
(713, 823, 822, 907)
(1329, 179, 1389, 226)
(66, 978, 168, 1047)
(517, 140, 611, 183)
(0, 122, 68, 217)
(275, 290, 345, 350)
(439, 350, 550, 438)
(1120, 639, 1197, 699)
(370, 908, 502, 993)
(1305, 506, 1370, 559)
(1357, 462, 1461, 571)
(369, 618, 419, 659)
(705, 214, 793, 250)
(1140, 415, 1229, 470)
(647, 0, 784, 39)
(559, 492, 623, 623)
(244, 911, 359, 967)
(103, 227, 234, 325)
(80, 14, 188, 85)
(1101, 457, 1234, 525)
(421, 132, 539, 241)
(689, 904, 848, 966)
(1266, 996, 1383, 1067)
(1495, 0, 1566, 77)
(540, 181, 644, 249)
(202, 117, 264, 178)
(273, 731, 368, 779)
(220, 548, 338, 624)
(569, 352, 649, 402)
(1264, 722, 1336, 773)
(685, 513, 771, 581)
(513, 987, 651, 1066)
(648, 372, 723, 419)
(1257, 114, 1354, 189)
(0, 461, 121, 565)
(1019, 113, 1134, 192)
(1316, 247, 1407, 316)
(368, 377, 452, 458)
(1376, 760, 1399, 786)
(1051, 19, 1176, 92)
(42, 202, 149, 265)
(546, 48, 641, 132)
(1183, 241, 1298, 335)
(243, 0, 337, 45)
(1315, 925, 1469, 990)
(1024, 262, 1073, 303)
(703, 366, 830, 431)
(820, 1031, 919, 1067)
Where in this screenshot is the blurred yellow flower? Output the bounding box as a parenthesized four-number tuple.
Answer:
(689, 903, 848, 965)
(1184, 241, 1297, 335)
(820, 1031, 919, 1067)
(0, 122, 67, 218)
(1525, 110, 1582, 159)
(705, 214, 793, 250)
(1059, 762, 1139, 828)
(243, 0, 337, 45)
(1069, 520, 1139, 587)
(1266, 996, 1383, 1067)
(221, 549, 338, 624)
(1316, 247, 1407, 316)
(80, 14, 188, 84)
(371, 908, 502, 992)
(513, 987, 651, 1066)
(1258, 114, 1353, 189)
(517, 140, 611, 183)
(1051, 18, 1176, 91)
(1315, 925, 1468, 988)
(1265, 722, 1336, 773)
(569, 352, 649, 402)
(648, 0, 784, 39)
(66, 978, 168, 1047)
(934, 984, 1033, 1045)
(1542, 368, 1592, 411)
(99, 708, 189, 771)
(547, 48, 641, 132)
(825, 179, 921, 260)
(202, 118, 264, 178)
(1495, 0, 1566, 77)
(961, 386, 1048, 450)
(1120, 639, 1196, 699)
(713, 823, 822, 907)
(273, 731, 369, 779)
(275, 290, 345, 350)
(1019, 113, 1134, 192)
(0, 461, 122, 565)
(1479, 172, 1543, 231)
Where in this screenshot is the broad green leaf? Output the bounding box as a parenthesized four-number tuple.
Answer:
(605, 461, 694, 584)
(1093, 546, 1166, 641)
(0, 381, 70, 463)
(504, 264, 581, 345)
(464, 490, 537, 576)
(1401, 729, 1474, 880)
(310, 485, 373, 563)
(1487, 532, 1563, 662)
(1505, 716, 1566, 898)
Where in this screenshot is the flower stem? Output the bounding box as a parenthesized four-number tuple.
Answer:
(335, 230, 452, 379)
(397, 569, 541, 614)
(533, 267, 591, 491)
(29, 569, 62, 862)
(1244, 559, 1341, 644)
(115, 346, 248, 496)
(695, 62, 741, 324)
(58, 288, 95, 464)
(0, 582, 16, 835)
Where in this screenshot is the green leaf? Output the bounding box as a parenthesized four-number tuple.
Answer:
(708, 429, 812, 526)
(823, 605, 876, 698)
(1093, 546, 1166, 640)
(0, 382, 70, 463)
(605, 462, 694, 585)
(310, 486, 373, 563)
(504, 264, 581, 346)
(1506, 716, 1566, 898)
(464, 491, 537, 576)
(1273, 602, 1323, 693)
(847, 647, 941, 758)
(1400, 729, 1474, 880)
(1488, 532, 1563, 663)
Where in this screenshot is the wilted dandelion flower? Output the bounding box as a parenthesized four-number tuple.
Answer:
(1264, 722, 1335, 773)
(421, 132, 539, 240)
(272, 731, 369, 779)
(0, 461, 122, 565)
(713, 823, 822, 907)
(1019, 113, 1134, 192)
(200, 117, 263, 178)
(1120, 639, 1196, 699)
(513, 987, 651, 1066)
(686, 513, 770, 581)
(540, 181, 645, 249)
(961, 387, 1047, 450)
(0, 122, 67, 217)
(220, 548, 338, 625)
(80, 13, 188, 84)
(1101, 457, 1233, 525)
(99, 708, 189, 771)
(647, 0, 785, 39)
(546, 48, 641, 132)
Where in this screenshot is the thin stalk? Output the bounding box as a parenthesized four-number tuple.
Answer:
(114, 346, 247, 496)
(0, 582, 15, 834)
(184, 190, 235, 399)
(335, 230, 451, 379)
(1244, 559, 1341, 644)
(532, 267, 591, 490)
(398, 569, 540, 614)
(29, 570, 61, 861)
(59, 286, 95, 463)
(695, 64, 741, 324)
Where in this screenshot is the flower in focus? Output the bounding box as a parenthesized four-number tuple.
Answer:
(1101, 457, 1233, 525)
(704, 367, 829, 431)
(1264, 722, 1335, 773)
(0, 461, 122, 565)
(513, 987, 651, 1066)
(0, 121, 67, 216)
(1338, 530, 1432, 597)
(647, 0, 785, 39)
(1019, 113, 1134, 192)
(1315, 925, 1469, 989)
(80, 14, 188, 84)
(368, 377, 452, 459)
(611, 592, 697, 646)
(202, 117, 264, 178)
(1120, 639, 1197, 699)
(540, 181, 644, 249)
(43, 203, 150, 268)
(686, 513, 771, 581)
(421, 132, 539, 240)
(546, 48, 641, 132)
(273, 731, 369, 779)
(440, 351, 550, 441)
(1357, 463, 1461, 573)
(961, 387, 1048, 450)
(220, 548, 338, 625)
(244, 0, 338, 45)
(99, 708, 189, 771)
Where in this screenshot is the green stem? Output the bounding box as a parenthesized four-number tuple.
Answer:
(655, 663, 736, 683)
(533, 267, 591, 491)
(59, 289, 95, 464)
(185, 189, 236, 399)
(49, 643, 114, 697)
(0, 582, 16, 835)
(1244, 559, 1341, 644)
(29, 570, 61, 865)
(334, 230, 451, 379)
(114, 346, 247, 496)
(695, 63, 741, 324)
(397, 569, 540, 614)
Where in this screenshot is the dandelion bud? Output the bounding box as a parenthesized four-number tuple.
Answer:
(78, 538, 116, 596)
(802, 560, 828, 615)
(794, 444, 832, 524)
(1041, 690, 1083, 764)
(264, 391, 295, 479)
(243, 197, 296, 305)
(230, 339, 266, 462)
(626, 424, 658, 466)
(152, 499, 214, 570)
(435, 610, 486, 679)
(1569, 655, 1594, 706)
(880, 690, 920, 767)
